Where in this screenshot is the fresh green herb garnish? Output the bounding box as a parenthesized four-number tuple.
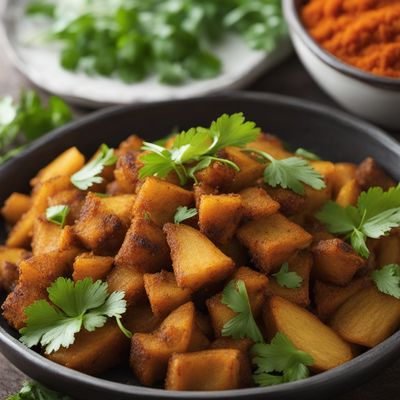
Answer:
(7, 381, 71, 400)
(252, 332, 314, 386)
(295, 147, 321, 161)
(372, 264, 400, 299)
(139, 113, 260, 185)
(20, 277, 130, 354)
(45, 205, 70, 228)
(221, 279, 264, 343)
(317, 185, 400, 258)
(71, 144, 117, 190)
(0, 91, 72, 165)
(174, 206, 198, 224)
(272, 263, 303, 289)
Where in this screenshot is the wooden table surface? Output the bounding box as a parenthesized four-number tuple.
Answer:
(1, 23, 400, 399)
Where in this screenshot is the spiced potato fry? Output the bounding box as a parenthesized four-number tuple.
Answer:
(72, 252, 114, 282)
(1, 193, 31, 225)
(239, 186, 280, 220)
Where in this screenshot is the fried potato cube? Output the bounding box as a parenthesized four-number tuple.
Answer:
(375, 235, 400, 267)
(266, 251, 313, 307)
(123, 303, 161, 334)
(246, 133, 293, 160)
(164, 223, 235, 291)
(263, 296, 353, 371)
(239, 187, 280, 220)
(206, 293, 236, 337)
(199, 194, 242, 244)
(116, 134, 143, 156)
(106, 265, 145, 306)
(47, 189, 86, 224)
(355, 157, 395, 191)
(48, 321, 128, 375)
(314, 278, 370, 321)
(30, 147, 85, 187)
(303, 217, 335, 243)
(74, 193, 134, 253)
(195, 161, 235, 190)
(193, 183, 218, 209)
(165, 349, 250, 391)
(1, 193, 31, 225)
(133, 177, 193, 227)
(330, 286, 400, 347)
(217, 238, 249, 268)
(237, 213, 312, 274)
(115, 218, 171, 273)
(72, 252, 114, 282)
(0, 247, 30, 292)
(113, 150, 142, 194)
(144, 271, 192, 318)
(332, 163, 357, 196)
(210, 337, 253, 352)
(312, 239, 365, 286)
(130, 302, 209, 385)
(335, 179, 361, 207)
(264, 186, 307, 216)
(31, 217, 63, 256)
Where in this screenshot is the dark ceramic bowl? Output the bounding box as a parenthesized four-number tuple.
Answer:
(1, 92, 400, 400)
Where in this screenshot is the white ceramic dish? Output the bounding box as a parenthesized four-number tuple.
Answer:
(0, 0, 292, 108)
(283, 0, 400, 131)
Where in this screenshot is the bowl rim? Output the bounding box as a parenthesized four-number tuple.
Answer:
(283, 0, 400, 91)
(1, 91, 400, 398)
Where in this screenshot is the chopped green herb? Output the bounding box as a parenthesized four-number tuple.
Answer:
(372, 264, 400, 299)
(295, 147, 321, 161)
(7, 381, 71, 400)
(272, 263, 303, 289)
(46, 205, 70, 228)
(174, 206, 198, 224)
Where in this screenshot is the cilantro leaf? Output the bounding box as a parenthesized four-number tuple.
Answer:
(46, 205, 69, 228)
(272, 263, 303, 289)
(71, 144, 117, 190)
(7, 381, 71, 400)
(372, 264, 400, 299)
(221, 280, 264, 343)
(174, 206, 198, 224)
(295, 147, 321, 161)
(252, 332, 314, 386)
(19, 278, 129, 354)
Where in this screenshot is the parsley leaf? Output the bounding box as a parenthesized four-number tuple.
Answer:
(252, 332, 314, 386)
(272, 263, 303, 289)
(174, 206, 198, 224)
(372, 264, 400, 299)
(46, 205, 69, 228)
(221, 280, 264, 343)
(295, 147, 321, 161)
(71, 144, 117, 190)
(317, 185, 400, 258)
(7, 381, 71, 400)
(19, 278, 130, 354)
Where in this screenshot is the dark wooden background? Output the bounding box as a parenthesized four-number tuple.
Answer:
(1, 21, 400, 400)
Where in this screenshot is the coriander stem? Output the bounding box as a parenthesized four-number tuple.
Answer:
(242, 147, 275, 163)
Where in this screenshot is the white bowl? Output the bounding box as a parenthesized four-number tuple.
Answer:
(283, 0, 400, 130)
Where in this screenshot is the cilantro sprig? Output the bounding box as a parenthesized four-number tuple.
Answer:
(139, 113, 260, 185)
(295, 147, 321, 161)
(46, 205, 70, 228)
(71, 144, 117, 190)
(7, 381, 71, 400)
(372, 264, 400, 299)
(20, 278, 130, 354)
(272, 263, 303, 289)
(174, 206, 198, 224)
(317, 185, 400, 258)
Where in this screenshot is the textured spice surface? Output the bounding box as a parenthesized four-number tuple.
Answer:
(302, 0, 400, 78)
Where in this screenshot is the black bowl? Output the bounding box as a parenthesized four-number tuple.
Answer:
(1, 92, 400, 400)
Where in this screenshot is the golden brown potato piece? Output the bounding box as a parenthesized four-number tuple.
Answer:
(199, 194, 242, 244)
(239, 187, 280, 220)
(31, 217, 63, 256)
(48, 321, 128, 375)
(165, 349, 250, 391)
(303, 217, 335, 243)
(266, 251, 313, 307)
(209, 337, 253, 352)
(217, 238, 249, 268)
(74, 193, 134, 254)
(335, 179, 361, 207)
(355, 157, 395, 191)
(123, 302, 161, 334)
(144, 271, 192, 318)
(133, 177, 193, 227)
(116, 134, 143, 156)
(193, 183, 218, 209)
(195, 161, 235, 190)
(330, 286, 400, 347)
(130, 302, 209, 386)
(375, 235, 400, 267)
(115, 218, 171, 273)
(47, 189, 86, 224)
(263, 296, 353, 371)
(314, 278, 370, 321)
(113, 150, 141, 194)
(264, 186, 307, 216)
(164, 223, 235, 291)
(1, 193, 31, 225)
(237, 213, 312, 274)
(72, 252, 114, 282)
(0, 247, 30, 292)
(332, 163, 357, 197)
(246, 133, 293, 160)
(312, 239, 365, 286)
(206, 293, 236, 338)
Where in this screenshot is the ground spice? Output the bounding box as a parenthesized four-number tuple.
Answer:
(302, 0, 400, 78)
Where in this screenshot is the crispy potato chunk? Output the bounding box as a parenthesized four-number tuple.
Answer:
(0, 247, 30, 292)
(263, 296, 353, 371)
(303, 217, 335, 243)
(336, 179, 361, 207)
(210, 337, 253, 352)
(116, 134, 143, 156)
(193, 183, 218, 209)
(312, 239, 365, 286)
(237, 213, 312, 274)
(115, 218, 170, 273)
(314, 278, 370, 321)
(130, 302, 209, 385)
(217, 238, 249, 268)
(206, 293, 236, 338)
(47, 189, 86, 224)
(199, 194, 242, 244)
(355, 157, 395, 191)
(72, 252, 114, 282)
(332, 163, 357, 197)
(31, 217, 65, 256)
(1, 193, 31, 225)
(165, 349, 250, 391)
(239, 187, 280, 220)
(266, 251, 313, 307)
(123, 303, 161, 334)
(195, 161, 235, 190)
(376, 235, 400, 267)
(164, 223, 235, 291)
(264, 186, 307, 216)
(144, 271, 192, 318)
(330, 287, 400, 347)
(246, 133, 293, 160)
(113, 150, 141, 194)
